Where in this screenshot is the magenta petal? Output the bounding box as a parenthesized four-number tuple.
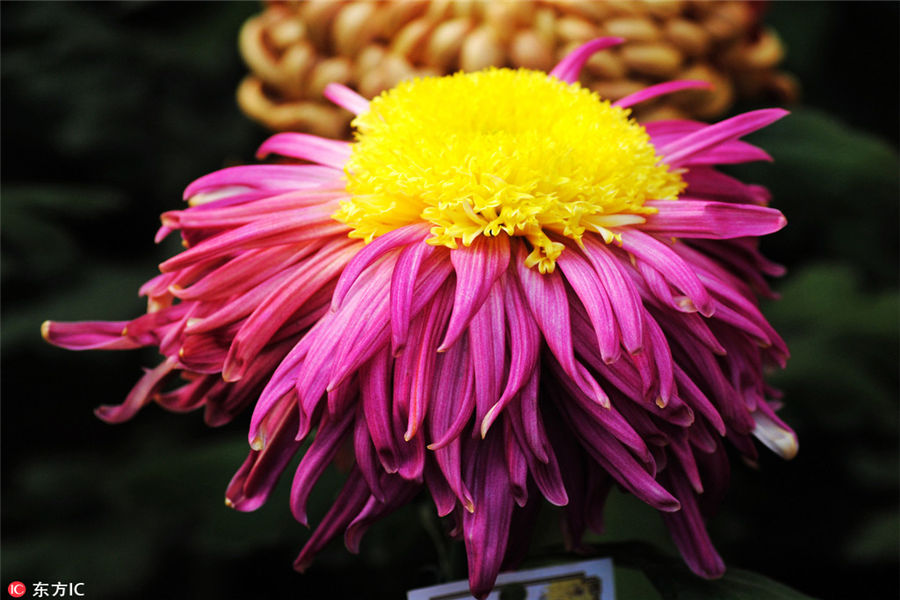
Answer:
(183, 165, 343, 199)
(642, 200, 786, 239)
(621, 230, 714, 317)
(42, 320, 141, 351)
(549, 37, 624, 83)
(324, 82, 371, 115)
(558, 397, 679, 512)
(289, 409, 355, 526)
(94, 357, 177, 423)
(549, 359, 651, 463)
(506, 393, 568, 506)
(226, 400, 301, 511)
(674, 368, 727, 437)
(425, 461, 459, 517)
(505, 373, 550, 464)
(159, 210, 347, 273)
(463, 431, 515, 600)
(427, 338, 476, 452)
(354, 406, 385, 502)
(581, 236, 645, 353)
(223, 240, 355, 382)
(174, 245, 311, 303)
(614, 80, 713, 109)
(293, 469, 370, 572)
(361, 348, 399, 473)
(682, 166, 771, 205)
(557, 246, 621, 364)
(155, 375, 215, 413)
(515, 243, 608, 407)
(480, 276, 540, 436)
(660, 108, 789, 166)
(313, 259, 393, 397)
(400, 280, 454, 441)
(680, 140, 773, 166)
(468, 282, 507, 427)
(441, 235, 510, 351)
(344, 473, 419, 553)
(427, 337, 476, 509)
(390, 240, 437, 352)
(503, 421, 530, 507)
(163, 190, 344, 230)
(256, 133, 351, 168)
(332, 223, 429, 310)
(660, 466, 726, 578)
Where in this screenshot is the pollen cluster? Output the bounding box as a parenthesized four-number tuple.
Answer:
(335, 68, 684, 272)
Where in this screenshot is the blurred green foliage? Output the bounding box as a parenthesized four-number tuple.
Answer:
(2, 2, 897, 599)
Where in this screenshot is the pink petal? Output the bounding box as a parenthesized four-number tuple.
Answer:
(659, 109, 789, 166)
(581, 236, 645, 354)
(293, 469, 370, 572)
(159, 209, 348, 273)
(400, 280, 454, 441)
(462, 432, 515, 600)
(682, 166, 771, 205)
(332, 223, 430, 310)
(256, 133, 352, 168)
(614, 80, 712, 109)
(660, 466, 726, 578)
(621, 230, 714, 316)
(440, 234, 510, 351)
(183, 165, 344, 199)
(324, 82, 370, 115)
(427, 339, 476, 511)
(557, 246, 621, 364)
(344, 473, 419, 553)
(390, 240, 437, 352)
(94, 357, 178, 423)
(289, 409, 355, 526)
(361, 348, 399, 474)
(226, 399, 301, 511)
(222, 240, 356, 382)
(642, 199, 786, 239)
(467, 282, 507, 427)
(480, 278, 540, 437)
(549, 37, 624, 83)
(515, 243, 608, 407)
(42, 320, 141, 351)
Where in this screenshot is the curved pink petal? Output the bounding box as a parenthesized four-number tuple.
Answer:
(549, 37, 624, 83)
(614, 80, 713, 109)
(660, 109, 789, 166)
(94, 357, 178, 423)
(256, 133, 352, 169)
(324, 82, 370, 115)
(183, 165, 344, 200)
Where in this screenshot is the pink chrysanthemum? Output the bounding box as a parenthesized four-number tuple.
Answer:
(44, 38, 797, 598)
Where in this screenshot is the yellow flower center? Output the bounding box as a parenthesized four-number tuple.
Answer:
(334, 68, 684, 272)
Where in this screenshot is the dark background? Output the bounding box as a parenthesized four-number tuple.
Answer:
(2, 2, 897, 599)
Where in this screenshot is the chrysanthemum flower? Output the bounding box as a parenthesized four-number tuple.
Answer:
(44, 38, 797, 598)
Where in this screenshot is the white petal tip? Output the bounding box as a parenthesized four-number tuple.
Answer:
(753, 414, 798, 460)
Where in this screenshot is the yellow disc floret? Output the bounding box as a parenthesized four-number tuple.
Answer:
(334, 68, 684, 273)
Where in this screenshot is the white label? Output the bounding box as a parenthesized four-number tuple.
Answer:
(407, 558, 616, 600)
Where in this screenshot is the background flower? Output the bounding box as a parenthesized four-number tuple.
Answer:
(3, 3, 897, 599)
